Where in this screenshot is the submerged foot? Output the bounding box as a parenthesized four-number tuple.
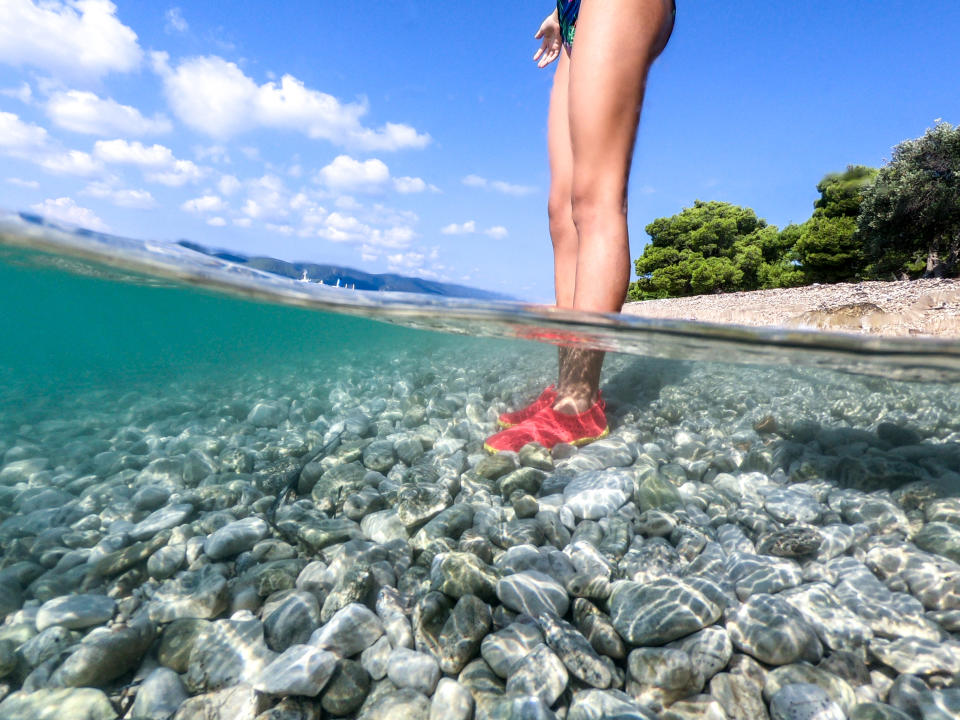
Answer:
(485, 395, 608, 453)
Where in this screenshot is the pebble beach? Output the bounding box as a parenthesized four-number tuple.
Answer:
(1, 332, 959, 720)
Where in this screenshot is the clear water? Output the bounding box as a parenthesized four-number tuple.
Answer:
(1, 212, 959, 717)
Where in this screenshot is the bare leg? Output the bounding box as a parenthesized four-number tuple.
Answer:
(555, 0, 673, 414)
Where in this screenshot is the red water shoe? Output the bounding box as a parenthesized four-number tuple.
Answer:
(497, 385, 558, 429)
(485, 397, 608, 453)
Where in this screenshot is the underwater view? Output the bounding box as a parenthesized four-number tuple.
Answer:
(1, 215, 960, 720)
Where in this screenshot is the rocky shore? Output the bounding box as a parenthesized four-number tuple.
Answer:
(0, 345, 958, 720)
(623, 279, 960, 337)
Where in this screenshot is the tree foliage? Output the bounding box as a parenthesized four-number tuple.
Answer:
(629, 200, 802, 299)
(858, 121, 960, 278)
(793, 165, 878, 283)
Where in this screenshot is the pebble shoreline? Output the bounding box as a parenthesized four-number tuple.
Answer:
(0, 345, 958, 720)
(623, 279, 960, 337)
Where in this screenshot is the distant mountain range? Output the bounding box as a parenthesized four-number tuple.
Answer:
(177, 240, 512, 301)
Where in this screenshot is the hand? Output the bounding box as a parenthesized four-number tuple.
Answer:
(534, 11, 562, 68)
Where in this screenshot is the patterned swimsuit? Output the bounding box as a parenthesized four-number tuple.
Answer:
(556, 0, 676, 50)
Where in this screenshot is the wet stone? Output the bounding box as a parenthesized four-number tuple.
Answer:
(395, 484, 452, 529)
(913, 521, 960, 563)
(431, 551, 498, 601)
(310, 603, 384, 658)
(610, 578, 721, 646)
(667, 626, 733, 686)
(769, 683, 844, 720)
(476, 454, 518, 480)
(129, 503, 194, 541)
(128, 667, 188, 720)
(252, 644, 338, 697)
(204, 516, 269, 560)
(387, 647, 441, 695)
(0, 688, 117, 720)
(627, 647, 700, 706)
(764, 664, 857, 715)
(563, 470, 633, 520)
(35, 594, 115, 632)
(781, 583, 873, 653)
(411, 504, 475, 551)
(481, 622, 544, 679)
(868, 637, 960, 676)
(186, 613, 276, 693)
(363, 440, 397, 473)
(538, 613, 611, 688)
(49, 618, 155, 687)
(430, 677, 475, 720)
(437, 594, 492, 674)
(848, 703, 914, 720)
(263, 591, 321, 652)
(710, 671, 769, 720)
(321, 659, 370, 715)
(172, 684, 269, 720)
(635, 473, 684, 513)
(148, 566, 229, 623)
(567, 689, 656, 720)
(158, 618, 210, 673)
(572, 598, 625, 660)
(496, 571, 569, 618)
(519, 443, 554, 472)
(758, 526, 824, 558)
(505, 644, 568, 706)
(147, 543, 185, 579)
(727, 553, 803, 600)
(360, 687, 432, 720)
(764, 488, 822, 525)
(726, 594, 823, 666)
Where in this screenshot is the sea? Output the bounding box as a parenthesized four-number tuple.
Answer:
(0, 211, 958, 719)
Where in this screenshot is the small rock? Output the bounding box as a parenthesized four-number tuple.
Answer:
(496, 571, 569, 618)
(252, 644, 338, 697)
(387, 647, 441, 695)
(36, 594, 115, 632)
(204, 517, 269, 561)
(610, 578, 720, 646)
(769, 683, 844, 720)
(310, 603, 384, 658)
(128, 667, 188, 720)
(505, 644, 568, 706)
(320, 659, 370, 716)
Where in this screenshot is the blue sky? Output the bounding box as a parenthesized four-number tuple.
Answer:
(1, 1, 958, 301)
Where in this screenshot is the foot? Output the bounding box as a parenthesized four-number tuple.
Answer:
(485, 397, 608, 453)
(497, 385, 558, 429)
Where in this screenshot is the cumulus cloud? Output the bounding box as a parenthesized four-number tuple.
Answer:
(462, 174, 536, 196)
(393, 176, 430, 194)
(217, 174, 241, 195)
(82, 181, 156, 208)
(317, 155, 390, 193)
(37, 149, 102, 176)
(93, 139, 203, 186)
(151, 52, 431, 150)
(30, 196, 108, 231)
(207, 216, 226, 226)
(441, 220, 508, 239)
(441, 221, 476, 235)
(46, 90, 171, 136)
(0, 0, 142, 79)
(181, 195, 225, 213)
(1, 82, 32, 104)
(0, 111, 48, 151)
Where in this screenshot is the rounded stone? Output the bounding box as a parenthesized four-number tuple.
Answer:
(610, 579, 720, 646)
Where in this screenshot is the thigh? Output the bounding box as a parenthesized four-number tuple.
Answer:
(567, 0, 673, 200)
(547, 50, 574, 206)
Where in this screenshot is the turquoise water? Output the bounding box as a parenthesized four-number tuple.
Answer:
(1, 214, 960, 718)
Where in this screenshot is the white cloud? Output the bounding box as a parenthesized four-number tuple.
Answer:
(393, 176, 427, 194)
(207, 216, 226, 226)
(37, 149, 102, 176)
(462, 174, 536, 196)
(217, 174, 241, 195)
(6, 177, 39, 188)
(0, 111, 48, 151)
(265, 223, 294, 236)
(441, 221, 476, 235)
(181, 194, 225, 213)
(233, 217, 251, 228)
(30, 196, 108, 231)
(165, 7, 188, 33)
(317, 155, 390, 193)
(485, 225, 508, 239)
(1, 82, 32, 104)
(47, 90, 171, 136)
(195, 145, 230, 163)
(82, 181, 155, 208)
(93, 139, 203, 185)
(151, 52, 431, 150)
(0, 0, 142, 79)
(241, 174, 289, 221)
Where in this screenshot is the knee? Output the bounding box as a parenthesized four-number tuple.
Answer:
(547, 192, 575, 245)
(570, 183, 627, 232)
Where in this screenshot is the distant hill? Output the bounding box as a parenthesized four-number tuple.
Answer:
(177, 240, 512, 301)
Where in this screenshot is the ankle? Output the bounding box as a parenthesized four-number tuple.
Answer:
(553, 393, 596, 415)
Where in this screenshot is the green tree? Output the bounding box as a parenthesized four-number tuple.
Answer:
(793, 165, 878, 283)
(858, 121, 960, 278)
(631, 200, 800, 299)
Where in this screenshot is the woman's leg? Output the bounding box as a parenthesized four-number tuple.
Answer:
(547, 50, 577, 311)
(555, 0, 674, 413)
